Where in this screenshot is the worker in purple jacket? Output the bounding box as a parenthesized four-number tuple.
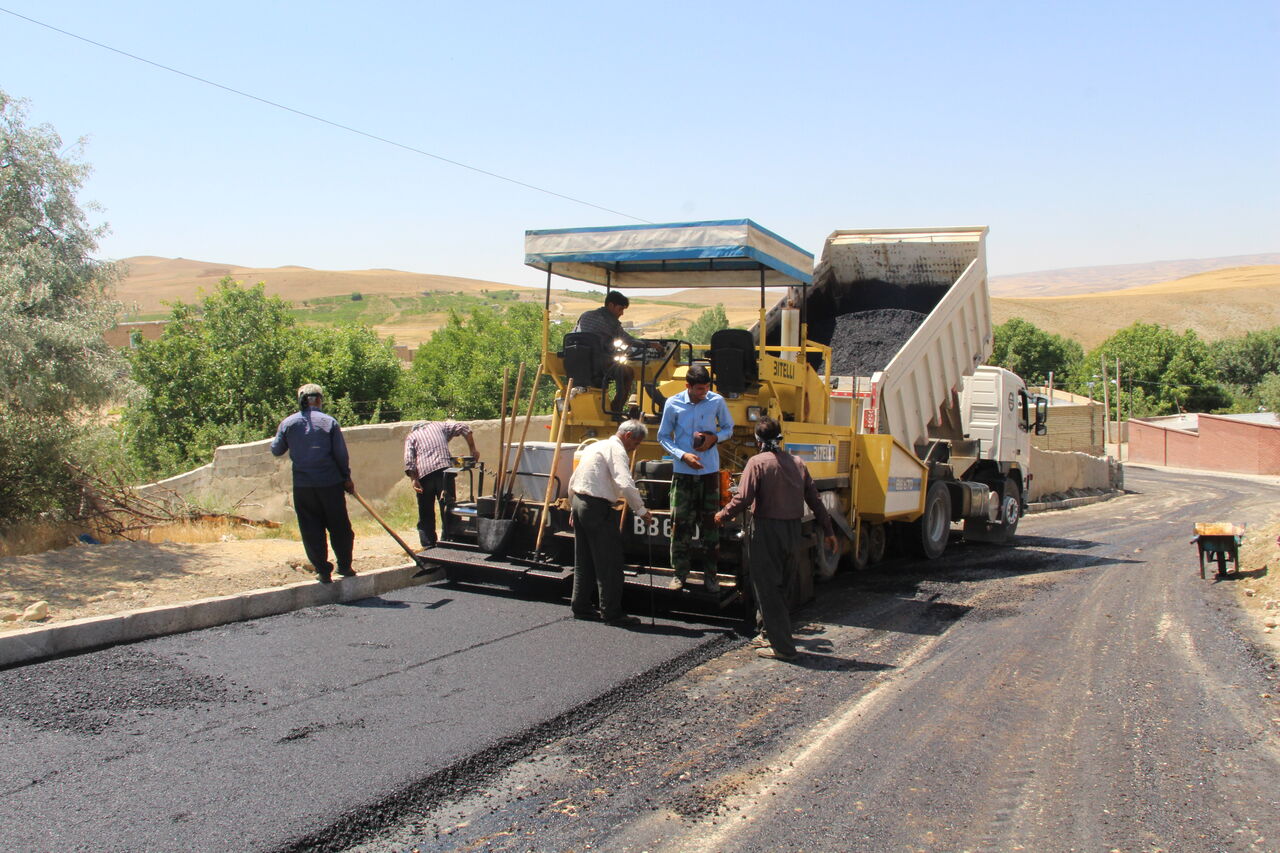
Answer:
(271, 383, 355, 584)
(715, 417, 837, 661)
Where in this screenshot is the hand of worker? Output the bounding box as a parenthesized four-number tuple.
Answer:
(681, 452, 703, 470)
(343, 479, 355, 495)
(692, 431, 717, 452)
(411, 478, 423, 494)
(713, 510, 726, 525)
(824, 534, 838, 553)
(640, 510, 654, 522)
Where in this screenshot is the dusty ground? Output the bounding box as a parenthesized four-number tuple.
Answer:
(0, 527, 417, 631)
(1237, 517, 1280, 659)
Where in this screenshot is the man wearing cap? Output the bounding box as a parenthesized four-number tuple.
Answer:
(573, 291, 660, 411)
(271, 383, 356, 583)
(657, 364, 734, 592)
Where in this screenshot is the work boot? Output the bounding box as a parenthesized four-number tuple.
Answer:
(703, 571, 720, 593)
(336, 566, 356, 578)
(572, 609, 603, 621)
(604, 614, 641, 627)
(669, 576, 686, 592)
(316, 569, 333, 584)
(756, 647, 798, 662)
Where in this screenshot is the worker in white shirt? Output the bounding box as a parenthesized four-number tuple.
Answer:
(568, 419, 653, 627)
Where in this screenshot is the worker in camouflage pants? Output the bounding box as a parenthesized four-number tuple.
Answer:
(658, 365, 734, 592)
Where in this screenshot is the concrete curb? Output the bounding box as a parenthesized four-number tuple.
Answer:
(1027, 490, 1123, 514)
(0, 563, 436, 670)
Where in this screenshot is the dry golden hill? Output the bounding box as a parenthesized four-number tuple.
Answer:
(992, 265, 1280, 348)
(115, 256, 525, 314)
(115, 256, 768, 348)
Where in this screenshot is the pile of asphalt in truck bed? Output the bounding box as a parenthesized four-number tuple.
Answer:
(825, 308, 927, 376)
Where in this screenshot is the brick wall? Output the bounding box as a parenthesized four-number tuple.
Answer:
(1033, 403, 1102, 455)
(1127, 415, 1280, 474)
(1129, 420, 1168, 465)
(1198, 416, 1280, 474)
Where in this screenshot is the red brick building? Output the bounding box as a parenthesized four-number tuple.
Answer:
(1129, 412, 1280, 474)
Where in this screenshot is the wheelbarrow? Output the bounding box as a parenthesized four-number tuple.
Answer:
(1191, 522, 1246, 579)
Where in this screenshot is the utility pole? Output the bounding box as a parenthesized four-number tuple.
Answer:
(1101, 356, 1111, 451)
(1115, 356, 1122, 459)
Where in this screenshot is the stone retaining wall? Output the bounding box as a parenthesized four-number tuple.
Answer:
(138, 417, 553, 522)
(1028, 447, 1123, 499)
(138, 418, 1117, 520)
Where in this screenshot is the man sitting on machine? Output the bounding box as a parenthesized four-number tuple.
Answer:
(573, 291, 661, 412)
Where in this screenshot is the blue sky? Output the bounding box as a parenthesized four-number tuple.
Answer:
(2, 1, 1276, 287)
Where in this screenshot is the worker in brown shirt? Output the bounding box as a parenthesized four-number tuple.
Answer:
(714, 417, 837, 661)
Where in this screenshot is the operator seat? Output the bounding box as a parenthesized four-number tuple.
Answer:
(709, 328, 758, 396)
(560, 332, 607, 388)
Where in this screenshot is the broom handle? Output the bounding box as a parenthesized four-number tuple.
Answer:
(505, 365, 543, 511)
(535, 393, 572, 554)
(351, 489, 418, 562)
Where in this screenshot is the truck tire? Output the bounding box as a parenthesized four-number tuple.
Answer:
(910, 481, 952, 560)
(867, 523, 887, 564)
(851, 525, 870, 571)
(815, 533, 841, 580)
(963, 478, 1021, 544)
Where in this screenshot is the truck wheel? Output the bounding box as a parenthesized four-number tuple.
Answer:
(851, 525, 870, 571)
(815, 532, 841, 580)
(964, 479, 1021, 544)
(910, 481, 951, 560)
(868, 523, 887, 564)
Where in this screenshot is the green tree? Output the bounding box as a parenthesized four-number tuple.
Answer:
(1255, 373, 1280, 413)
(0, 89, 127, 523)
(682, 304, 729, 345)
(400, 303, 568, 419)
(1079, 322, 1228, 416)
(990, 318, 1084, 384)
(1211, 328, 1280, 390)
(125, 278, 402, 476)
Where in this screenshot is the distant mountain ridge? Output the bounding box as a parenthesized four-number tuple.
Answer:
(990, 253, 1280, 297)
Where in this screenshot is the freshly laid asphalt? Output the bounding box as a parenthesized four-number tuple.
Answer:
(0, 579, 733, 851)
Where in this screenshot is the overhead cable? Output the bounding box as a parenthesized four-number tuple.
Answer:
(0, 6, 651, 224)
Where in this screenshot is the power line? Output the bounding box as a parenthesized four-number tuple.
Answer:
(0, 6, 652, 224)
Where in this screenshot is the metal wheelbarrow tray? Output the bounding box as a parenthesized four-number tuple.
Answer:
(1192, 522, 1246, 579)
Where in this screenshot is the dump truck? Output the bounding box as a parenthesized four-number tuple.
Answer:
(426, 220, 1047, 607)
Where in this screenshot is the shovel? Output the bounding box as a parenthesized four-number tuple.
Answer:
(350, 489, 444, 581)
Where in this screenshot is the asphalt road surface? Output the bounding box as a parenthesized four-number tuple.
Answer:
(3, 466, 1279, 852)
(346, 467, 1280, 853)
(0, 576, 734, 851)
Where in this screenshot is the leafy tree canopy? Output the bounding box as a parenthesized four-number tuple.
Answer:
(400, 303, 568, 420)
(990, 318, 1083, 385)
(683, 304, 729, 345)
(1081, 322, 1228, 416)
(0, 89, 126, 523)
(1210, 328, 1280, 390)
(125, 278, 402, 476)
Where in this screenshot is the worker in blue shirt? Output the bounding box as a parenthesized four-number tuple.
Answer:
(271, 383, 356, 583)
(657, 364, 734, 592)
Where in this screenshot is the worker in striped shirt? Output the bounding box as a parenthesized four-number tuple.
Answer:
(403, 420, 479, 550)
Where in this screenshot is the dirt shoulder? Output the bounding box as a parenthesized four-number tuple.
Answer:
(0, 531, 414, 631)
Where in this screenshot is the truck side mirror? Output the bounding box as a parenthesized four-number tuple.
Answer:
(1034, 397, 1049, 435)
